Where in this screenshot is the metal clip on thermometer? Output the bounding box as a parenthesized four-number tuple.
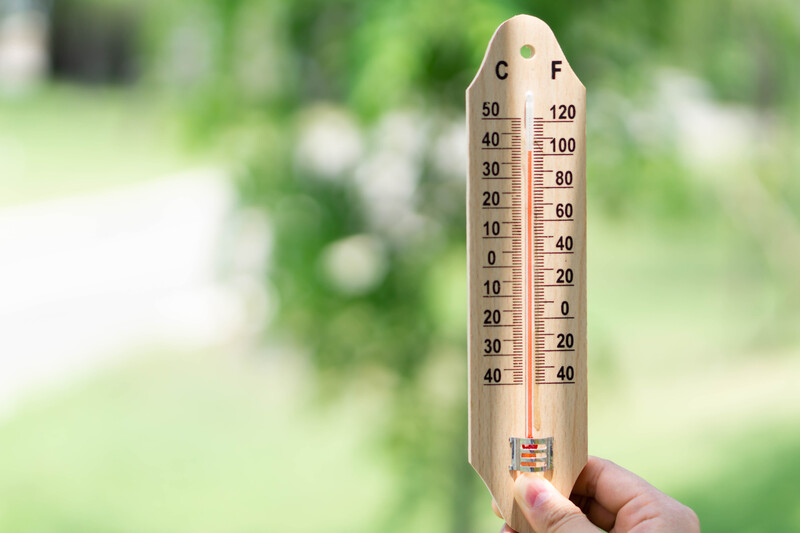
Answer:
(467, 15, 587, 532)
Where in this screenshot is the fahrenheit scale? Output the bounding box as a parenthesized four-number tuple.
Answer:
(467, 15, 587, 532)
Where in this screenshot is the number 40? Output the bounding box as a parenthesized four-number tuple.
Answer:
(556, 366, 574, 381)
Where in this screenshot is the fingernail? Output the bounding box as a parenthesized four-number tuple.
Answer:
(514, 475, 553, 509)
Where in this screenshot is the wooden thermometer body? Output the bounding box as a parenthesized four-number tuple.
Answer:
(467, 15, 587, 532)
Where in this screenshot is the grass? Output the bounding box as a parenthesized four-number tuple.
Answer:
(683, 428, 800, 532)
(0, 215, 797, 532)
(1, 83, 798, 532)
(0, 84, 208, 206)
(0, 350, 392, 533)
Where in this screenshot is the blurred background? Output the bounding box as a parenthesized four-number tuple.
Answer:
(0, 0, 799, 531)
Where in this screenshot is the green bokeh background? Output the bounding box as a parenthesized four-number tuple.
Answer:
(1, 0, 799, 531)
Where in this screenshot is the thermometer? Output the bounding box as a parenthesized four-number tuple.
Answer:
(467, 15, 587, 532)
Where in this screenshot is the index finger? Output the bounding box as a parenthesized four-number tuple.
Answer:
(571, 456, 658, 514)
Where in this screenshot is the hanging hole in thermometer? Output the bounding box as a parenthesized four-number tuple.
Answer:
(520, 45, 535, 59)
(467, 15, 587, 533)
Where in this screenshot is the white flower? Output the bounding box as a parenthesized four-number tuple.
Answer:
(295, 105, 363, 180)
(320, 234, 388, 295)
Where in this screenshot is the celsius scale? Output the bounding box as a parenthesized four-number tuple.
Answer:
(467, 15, 587, 532)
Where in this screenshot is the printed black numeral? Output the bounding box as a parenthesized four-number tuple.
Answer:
(556, 203, 573, 218)
(483, 309, 501, 324)
(483, 280, 501, 295)
(484, 368, 502, 383)
(556, 268, 573, 283)
(555, 236, 573, 250)
(482, 191, 500, 206)
(483, 221, 501, 236)
(482, 132, 500, 147)
(483, 161, 500, 176)
(556, 333, 574, 348)
(550, 104, 576, 120)
(484, 338, 502, 353)
(557, 366, 575, 381)
(555, 171, 573, 185)
(482, 102, 500, 117)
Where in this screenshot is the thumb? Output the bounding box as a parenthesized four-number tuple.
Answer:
(513, 474, 597, 533)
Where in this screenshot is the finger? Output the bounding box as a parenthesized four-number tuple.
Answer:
(581, 494, 617, 531)
(572, 456, 658, 515)
(500, 524, 517, 533)
(492, 498, 503, 519)
(571, 494, 616, 531)
(513, 474, 598, 533)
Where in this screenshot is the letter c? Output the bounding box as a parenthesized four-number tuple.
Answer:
(495, 61, 508, 80)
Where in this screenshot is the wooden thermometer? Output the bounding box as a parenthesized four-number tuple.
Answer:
(467, 15, 587, 531)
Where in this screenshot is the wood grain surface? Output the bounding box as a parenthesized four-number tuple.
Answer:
(467, 15, 587, 533)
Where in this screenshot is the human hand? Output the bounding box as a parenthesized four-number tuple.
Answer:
(493, 456, 700, 533)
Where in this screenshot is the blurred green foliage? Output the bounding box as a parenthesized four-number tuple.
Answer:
(147, 1, 798, 531)
(28, 0, 800, 531)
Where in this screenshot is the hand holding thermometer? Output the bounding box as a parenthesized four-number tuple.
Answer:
(467, 15, 587, 532)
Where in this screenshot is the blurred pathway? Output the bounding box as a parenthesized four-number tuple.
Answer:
(0, 169, 239, 417)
